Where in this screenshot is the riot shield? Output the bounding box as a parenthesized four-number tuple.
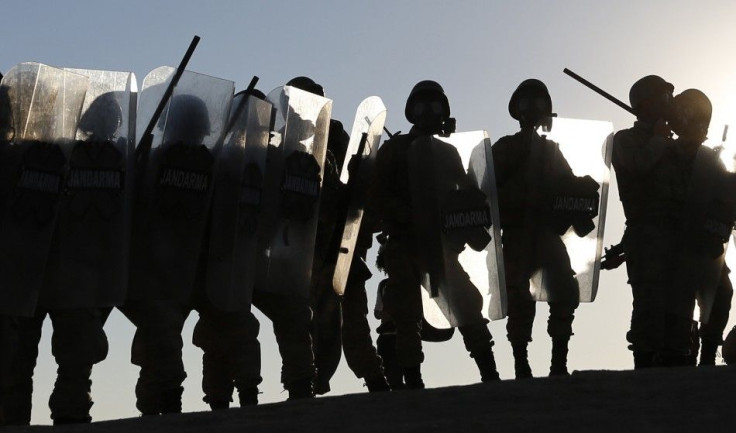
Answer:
(331, 96, 386, 296)
(522, 118, 613, 303)
(0, 63, 88, 316)
(408, 131, 506, 329)
(128, 66, 234, 303)
(254, 85, 332, 299)
(680, 146, 734, 324)
(35, 68, 137, 310)
(206, 93, 272, 311)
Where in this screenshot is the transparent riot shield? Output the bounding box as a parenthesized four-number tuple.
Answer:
(331, 96, 386, 296)
(679, 146, 734, 324)
(409, 131, 506, 329)
(127, 66, 234, 303)
(0, 63, 88, 316)
(523, 118, 613, 303)
(36, 69, 137, 310)
(254, 86, 332, 299)
(206, 93, 272, 311)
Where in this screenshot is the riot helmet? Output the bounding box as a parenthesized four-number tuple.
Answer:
(237, 88, 266, 101)
(508, 79, 554, 130)
(78, 92, 123, 141)
(670, 89, 711, 140)
(628, 75, 674, 120)
(161, 94, 211, 145)
(404, 80, 453, 133)
(286, 76, 325, 97)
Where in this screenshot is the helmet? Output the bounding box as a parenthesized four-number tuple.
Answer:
(162, 94, 211, 143)
(286, 76, 324, 97)
(671, 89, 711, 138)
(629, 75, 674, 114)
(236, 88, 266, 100)
(508, 79, 552, 123)
(404, 80, 450, 124)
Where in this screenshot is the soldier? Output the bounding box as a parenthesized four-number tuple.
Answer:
(665, 89, 733, 366)
(370, 80, 500, 389)
(298, 79, 390, 394)
(123, 68, 239, 414)
(493, 79, 599, 378)
(0, 64, 121, 425)
(250, 77, 333, 399)
(191, 88, 271, 410)
(612, 75, 675, 368)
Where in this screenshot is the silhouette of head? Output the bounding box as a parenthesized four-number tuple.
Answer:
(162, 94, 210, 145)
(286, 76, 325, 97)
(405, 80, 450, 132)
(629, 75, 674, 122)
(670, 89, 711, 141)
(237, 88, 266, 101)
(78, 92, 123, 141)
(509, 79, 553, 129)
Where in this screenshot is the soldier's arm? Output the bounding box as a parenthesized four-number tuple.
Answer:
(612, 131, 670, 176)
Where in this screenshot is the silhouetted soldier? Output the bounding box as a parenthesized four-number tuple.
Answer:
(612, 76, 675, 368)
(665, 89, 733, 366)
(370, 81, 500, 388)
(292, 77, 390, 394)
(493, 79, 593, 378)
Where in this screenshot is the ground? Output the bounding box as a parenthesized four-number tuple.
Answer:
(4, 366, 736, 432)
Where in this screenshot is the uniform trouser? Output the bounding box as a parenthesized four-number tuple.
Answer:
(699, 265, 733, 346)
(624, 223, 694, 358)
(382, 238, 496, 366)
(503, 229, 580, 345)
(192, 305, 261, 406)
(123, 296, 262, 412)
(252, 290, 316, 387)
(0, 315, 18, 425)
(2, 308, 108, 425)
(310, 263, 384, 393)
(380, 239, 424, 367)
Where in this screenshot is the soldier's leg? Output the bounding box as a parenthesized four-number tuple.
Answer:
(543, 235, 580, 376)
(193, 303, 261, 409)
(342, 273, 389, 392)
(623, 225, 670, 368)
(252, 290, 315, 399)
(699, 266, 733, 365)
(310, 279, 342, 395)
(2, 312, 44, 426)
(444, 258, 499, 382)
(47, 308, 108, 425)
(121, 301, 189, 415)
(380, 240, 424, 389)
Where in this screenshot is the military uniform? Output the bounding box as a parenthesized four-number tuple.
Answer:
(493, 130, 580, 375)
(371, 124, 498, 384)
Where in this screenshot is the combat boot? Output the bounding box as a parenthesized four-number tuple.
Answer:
(377, 333, 404, 389)
(633, 351, 654, 369)
(471, 346, 500, 382)
(286, 378, 314, 400)
(550, 338, 570, 376)
(403, 366, 425, 390)
(208, 400, 229, 411)
(238, 387, 259, 406)
(160, 386, 184, 414)
(365, 374, 391, 392)
(699, 341, 718, 366)
(511, 342, 532, 379)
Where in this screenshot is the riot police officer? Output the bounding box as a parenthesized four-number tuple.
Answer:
(493, 79, 593, 378)
(370, 80, 499, 388)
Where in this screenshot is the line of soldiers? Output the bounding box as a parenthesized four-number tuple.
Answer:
(0, 58, 733, 426)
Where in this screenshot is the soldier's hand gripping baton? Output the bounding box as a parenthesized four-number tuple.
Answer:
(563, 68, 635, 115)
(600, 242, 626, 270)
(136, 35, 201, 160)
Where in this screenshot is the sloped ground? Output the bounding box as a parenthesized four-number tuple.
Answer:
(5, 366, 736, 433)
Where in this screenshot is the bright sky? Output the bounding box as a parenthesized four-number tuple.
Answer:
(3, 0, 736, 425)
